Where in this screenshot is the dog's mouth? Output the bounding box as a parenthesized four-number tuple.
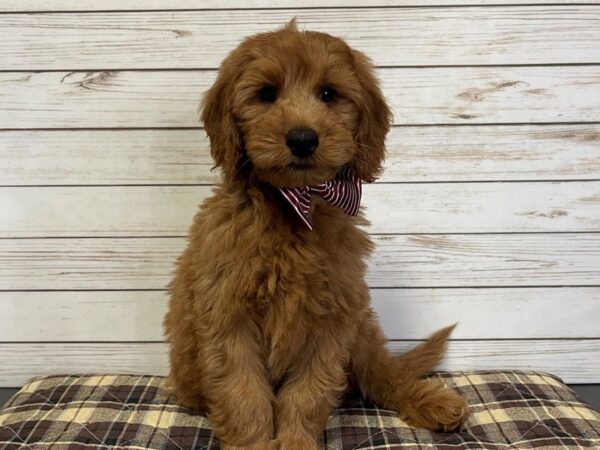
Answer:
(288, 160, 316, 171)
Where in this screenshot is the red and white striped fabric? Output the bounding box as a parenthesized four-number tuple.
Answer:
(278, 166, 362, 230)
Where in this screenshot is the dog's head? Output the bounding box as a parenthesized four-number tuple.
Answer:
(202, 20, 391, 187)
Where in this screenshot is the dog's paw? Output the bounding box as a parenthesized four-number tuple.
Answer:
(275, 435, 319, 450)
(401, 379, 468, 432)
(220, 439, 279, 450)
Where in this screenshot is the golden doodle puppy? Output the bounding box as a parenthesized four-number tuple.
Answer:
(165, 20, 468, 450)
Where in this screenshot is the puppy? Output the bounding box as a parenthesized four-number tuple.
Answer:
(164, 20, 467, 450)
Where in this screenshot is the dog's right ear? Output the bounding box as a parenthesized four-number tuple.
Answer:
(201, 52, 246, 181)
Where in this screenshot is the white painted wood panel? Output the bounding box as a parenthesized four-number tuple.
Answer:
(1, 288, 598, 341)
(2, 126, 600, 185)
(1, 182, 598, 237)
(1, 1, 599, 384)
(373, 288, 600, 340)
(3, 67, 600, 128)
(1, 235, 598, 290)
(389, 340, 600, 384)
(0, 186, 213, 237)
(369, 233, 600, 287)
(1, 0, 594, 12)
(382, 125, 600, 182)
(0, 238, 179, 291)
(0, 130, 216, 185)
(2, 8, 600, 69)
(1, 340, 598, 386)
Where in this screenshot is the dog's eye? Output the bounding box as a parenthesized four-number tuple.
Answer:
(320, 86, 337, 103)
(258, 85, 277, 103)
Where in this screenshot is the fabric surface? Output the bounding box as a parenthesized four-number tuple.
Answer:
(1, 371, 599, 449)
(279, 166, 362, 230)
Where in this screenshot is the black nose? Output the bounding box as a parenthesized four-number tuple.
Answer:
(285, 128, 319, 158)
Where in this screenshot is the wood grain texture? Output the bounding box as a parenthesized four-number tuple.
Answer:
(1, 0, 595, 12)
(1, 182, 598, 237)
(1, 234, 598, 290)
(1, 340, 598, 386)
(2, 126, 600, 185)
(0, 130, 216, 185)
(2, 8, 600, 70)
(1, 288, 598, 341)
(2, 67, 600, 128)
(2, 1, 599, 384)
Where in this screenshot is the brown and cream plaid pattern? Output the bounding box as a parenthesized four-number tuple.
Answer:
(1, 371, 599, 449)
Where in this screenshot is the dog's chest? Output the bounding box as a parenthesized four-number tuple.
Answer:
(246, 231, 366, 381)
(251, 235, 337, 321)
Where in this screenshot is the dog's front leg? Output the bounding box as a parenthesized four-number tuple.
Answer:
(201, 318, 276, 450)
(274, 337, 349, 450)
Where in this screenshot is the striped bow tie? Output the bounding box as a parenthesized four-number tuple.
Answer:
(278, 167, 362, 230)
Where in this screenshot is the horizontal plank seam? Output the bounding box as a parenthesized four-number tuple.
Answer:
(2, 179, 600, 188)
(0, 385, 583, 389)
(3, 122, 600, 131)
(2, 4, 600, 15)
(1, 337, 598, 344)
(372, 231, 600, 235)
(4, 62, 600, 72)
(2, 231, 600, 240)
(2, 285, 600, 293)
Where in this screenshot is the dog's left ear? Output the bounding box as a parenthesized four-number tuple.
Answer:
(350, 50, 392, 182)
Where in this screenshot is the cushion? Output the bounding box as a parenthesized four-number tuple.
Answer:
(1, 371, 599, 449)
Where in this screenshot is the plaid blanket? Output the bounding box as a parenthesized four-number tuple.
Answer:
(1, 372, 599, 449)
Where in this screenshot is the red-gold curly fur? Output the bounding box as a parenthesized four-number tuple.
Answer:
(164, 20, 468, 450)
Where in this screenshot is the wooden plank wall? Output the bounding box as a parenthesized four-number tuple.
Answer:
(0, 1, 599, 386)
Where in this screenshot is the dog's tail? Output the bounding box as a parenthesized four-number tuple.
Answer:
(392, 323, 456, 377)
